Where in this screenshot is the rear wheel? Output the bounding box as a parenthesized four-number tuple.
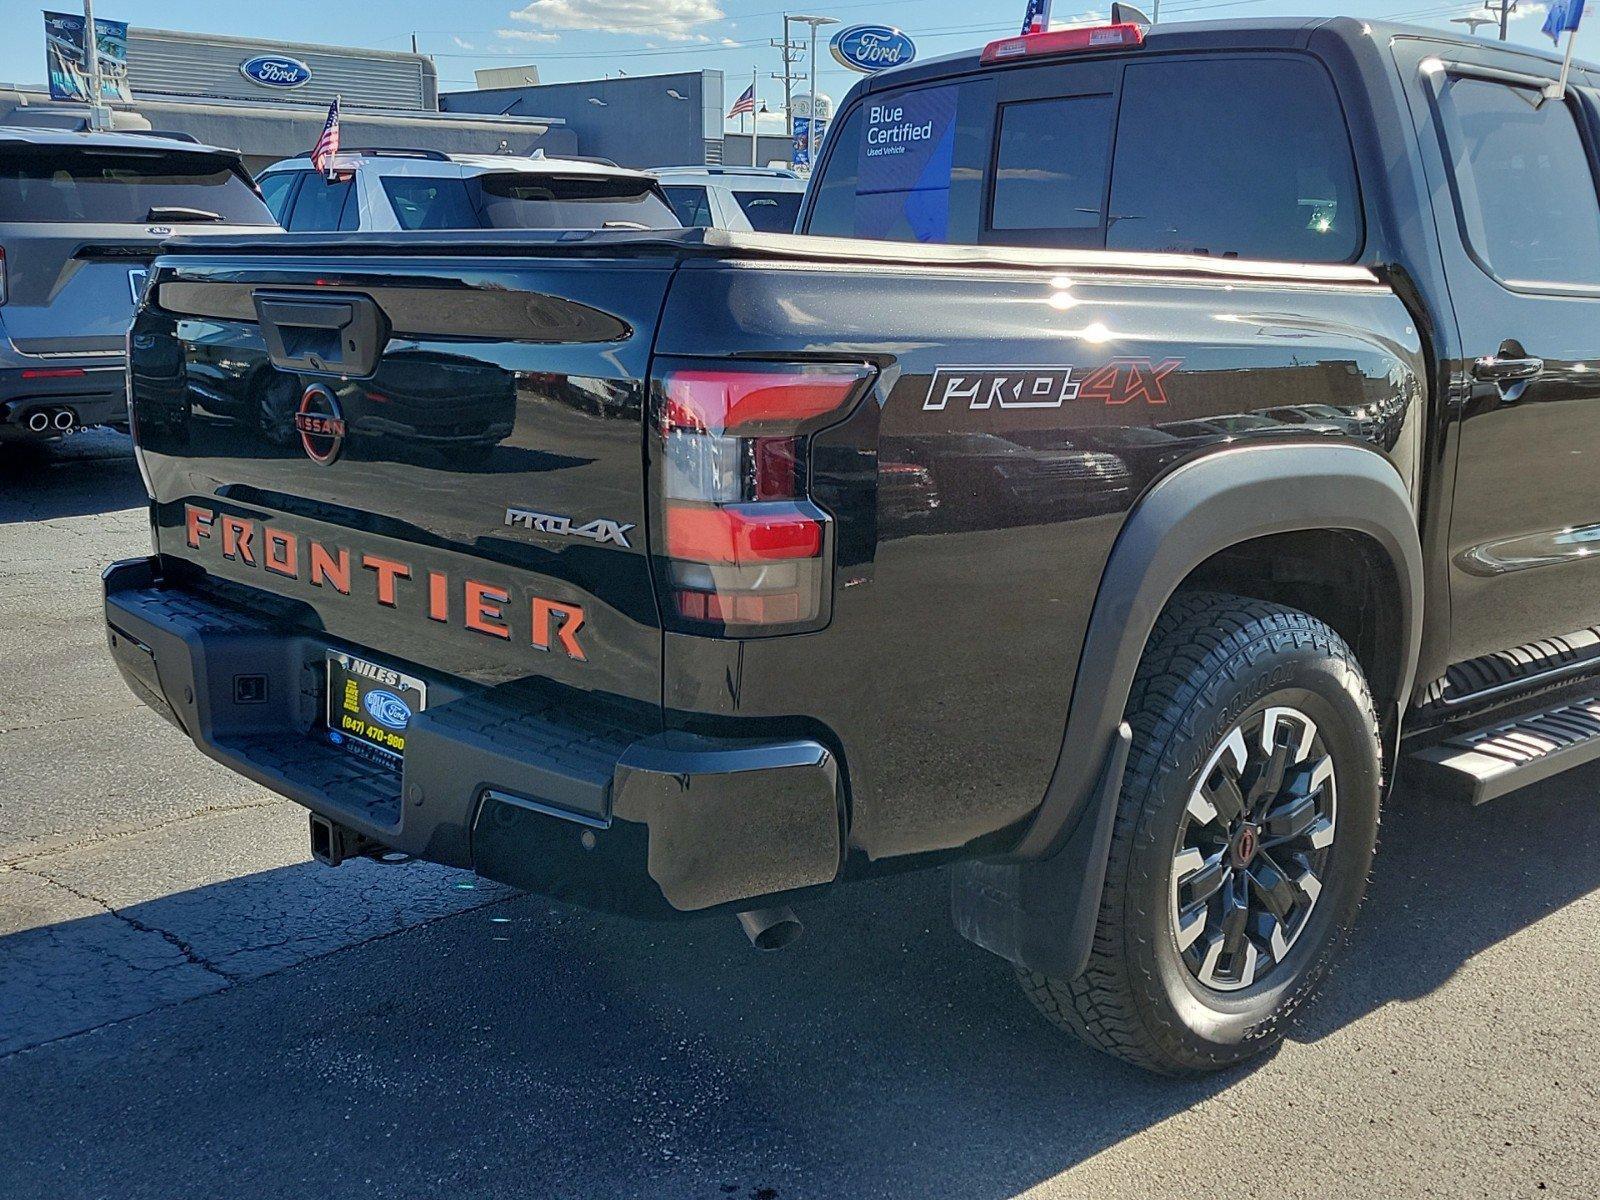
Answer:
(1019, 591, 1381, 1074)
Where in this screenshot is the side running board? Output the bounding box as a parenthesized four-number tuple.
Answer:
(1409, 696, 1600, 804)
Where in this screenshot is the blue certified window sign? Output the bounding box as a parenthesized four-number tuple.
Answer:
(853, 85, 958, 242)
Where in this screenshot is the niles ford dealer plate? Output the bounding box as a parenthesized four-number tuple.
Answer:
(325, 651, 426, 767)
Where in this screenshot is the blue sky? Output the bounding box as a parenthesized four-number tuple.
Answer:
(3, 0, 1580, 127)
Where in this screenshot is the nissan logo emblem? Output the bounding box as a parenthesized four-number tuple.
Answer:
(293, 384, 346, 465)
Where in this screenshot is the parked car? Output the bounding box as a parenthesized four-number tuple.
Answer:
(0, 127, 274, 442)
(109, 17, 1600, 1075)
(256, 148, 680, 233)
(655, 166, 807, 233)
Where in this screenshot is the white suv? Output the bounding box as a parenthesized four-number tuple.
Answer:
(653, 167, 807, 234)
(256, 149, 680, 233)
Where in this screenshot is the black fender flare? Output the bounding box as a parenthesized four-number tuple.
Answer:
(951, 441, 1423, 979)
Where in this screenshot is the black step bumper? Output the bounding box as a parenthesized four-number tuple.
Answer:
(103, 557, 844, 916)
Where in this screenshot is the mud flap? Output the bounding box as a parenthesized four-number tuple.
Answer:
(950, 722, 1132, 980)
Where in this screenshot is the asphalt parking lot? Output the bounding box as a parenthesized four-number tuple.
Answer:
(3, 429, 1600, 1199)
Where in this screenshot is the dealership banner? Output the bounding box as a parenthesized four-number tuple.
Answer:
(44, 11, 131, 103)
(792, 115, 827, 169)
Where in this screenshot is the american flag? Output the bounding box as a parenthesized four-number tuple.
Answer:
(726, 83, 755, 119)
(1021, 0, 1053, 34)
(311, 96, 341, 177)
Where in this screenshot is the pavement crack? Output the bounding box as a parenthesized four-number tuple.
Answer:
(0, 707, 142, 735)
(0, 800, 281, 868)
(0, 888, 519, 1062)
(12, 865, 241, 984)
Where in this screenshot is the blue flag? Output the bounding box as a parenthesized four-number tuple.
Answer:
(1544, 0, 1584, 44)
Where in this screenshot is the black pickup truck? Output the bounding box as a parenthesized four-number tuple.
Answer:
(106, 17, 1600, 1074)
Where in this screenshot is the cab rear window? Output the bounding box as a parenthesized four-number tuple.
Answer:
(805, 53, 1363, 264)
(0, 147, 271, 225)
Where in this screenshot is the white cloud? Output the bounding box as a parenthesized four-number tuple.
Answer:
(1511, 2, 1549, 20)
(506, 0, 724, 41)
(451, 36, 477, 49)
(496, 26, 561, 41)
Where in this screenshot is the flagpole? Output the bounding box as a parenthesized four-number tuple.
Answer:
(1551, 29, 1579, 100)
(751, 67, 759, 167)
(1543, 0, 1583, 100)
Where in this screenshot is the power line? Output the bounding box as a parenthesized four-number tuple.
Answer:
(418, 0, 1518, 70)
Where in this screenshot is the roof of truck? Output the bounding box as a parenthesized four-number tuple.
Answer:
(872, 16, 1597, 90)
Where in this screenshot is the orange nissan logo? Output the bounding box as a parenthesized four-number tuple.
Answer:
(293, 384, 346, 465)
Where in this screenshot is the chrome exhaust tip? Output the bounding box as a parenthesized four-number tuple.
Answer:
(736, 906, 803, 952)
(53, 408, 76, 431)
(26, 411, 50, 433)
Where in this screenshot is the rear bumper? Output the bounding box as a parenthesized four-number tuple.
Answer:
(0, 362, 126, 438)
(103, 557, 844, 916)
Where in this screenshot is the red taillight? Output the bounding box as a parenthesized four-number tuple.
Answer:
(667, 503, 824, 563)
(654, 361, 873, 635)
(662, 368, 871, 434)
(981, 22, 1144, 64)
(20, 367, 86, 380)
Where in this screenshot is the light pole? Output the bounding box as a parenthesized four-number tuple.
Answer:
(792, 14, 838, 155)
(82, 0, 110, 130)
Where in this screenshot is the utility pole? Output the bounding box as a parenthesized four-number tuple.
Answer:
(770, 17, 808, 139)
(1481, 0, 1517, 41)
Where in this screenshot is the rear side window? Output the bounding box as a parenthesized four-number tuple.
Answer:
(664, 184, 713, 227)
(808, 86, 966, 243)
(285, 174, 356, 231)
(0, 148, 272, 224)
(990, 94, 1114, 238)
(381, 176, 481, 230)
(257, 172, 295, 224)
(1107, 58, 1361, 261)
(1436, 76, 1600, 286)
(468, 173, 680, 230)
(732, 189, 803, 233)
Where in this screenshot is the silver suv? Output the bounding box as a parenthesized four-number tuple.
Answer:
(256, 148, 680, 233)
(653, 166, 807, 234)
(0, 127, 274, 442)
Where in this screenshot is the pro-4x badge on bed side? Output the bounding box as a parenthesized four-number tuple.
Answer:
(505, 507, 634, 549)
(922, 360, 1181, 411)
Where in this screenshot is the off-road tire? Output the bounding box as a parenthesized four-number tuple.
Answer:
(1019, 590, 1381, 1074)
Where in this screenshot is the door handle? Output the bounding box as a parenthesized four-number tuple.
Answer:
(1471, 355, 1544, 384)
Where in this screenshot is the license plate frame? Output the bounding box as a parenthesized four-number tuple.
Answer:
(325, 651, 426, 768)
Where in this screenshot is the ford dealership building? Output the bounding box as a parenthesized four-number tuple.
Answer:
(0, 27, 577, 171)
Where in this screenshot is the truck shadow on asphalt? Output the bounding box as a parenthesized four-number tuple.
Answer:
(4, 764, 1597, 1198)
(0, 430, 147, 524)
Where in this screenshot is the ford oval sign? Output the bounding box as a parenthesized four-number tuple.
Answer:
(829, 25, 916, 73)
(239, 55, 312, 89)
(363, 690, 413, 731)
